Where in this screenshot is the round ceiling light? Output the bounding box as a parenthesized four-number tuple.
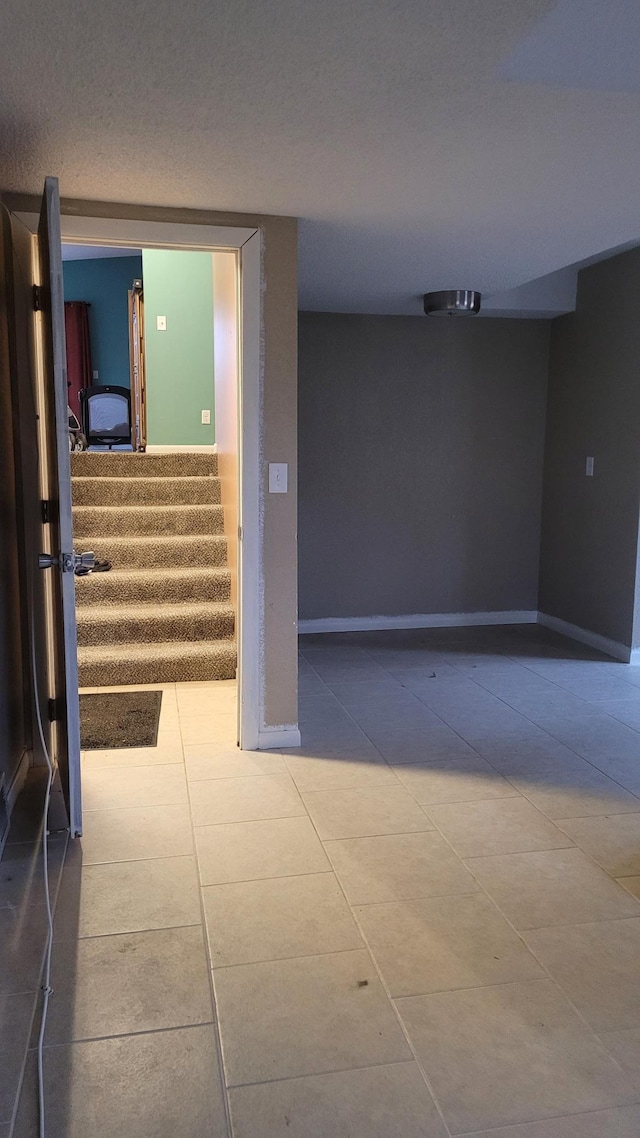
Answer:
(423, 290, 482, 316)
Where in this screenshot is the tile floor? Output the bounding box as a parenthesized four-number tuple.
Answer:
(3, 625, 640, 1135)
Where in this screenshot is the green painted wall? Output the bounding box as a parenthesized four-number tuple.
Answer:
(63, 255, 142, 388)
(142, 249, 215, 445)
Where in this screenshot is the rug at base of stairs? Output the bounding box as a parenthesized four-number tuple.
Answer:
(71, 451, 237, 687)
(80, 690, 163, 750)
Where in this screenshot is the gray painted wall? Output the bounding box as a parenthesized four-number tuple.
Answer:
(539, 247, 640, 649)
(298, 312, 550, 621)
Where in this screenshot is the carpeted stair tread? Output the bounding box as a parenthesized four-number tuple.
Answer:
(71, 452, 217, 477)
(73, 503, 224, 537)
(72, 451, 235, 685)
(78, 534, 228, 569)
(72, 475, 221, 507)
(78, 639, 237, 686)
(76, 600, 235, 646)
(75, 566, 231, 605)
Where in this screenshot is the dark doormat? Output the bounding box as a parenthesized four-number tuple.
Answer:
(80, 690, 163, 750)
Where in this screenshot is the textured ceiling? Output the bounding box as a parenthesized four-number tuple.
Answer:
(2, 0, 640, 314)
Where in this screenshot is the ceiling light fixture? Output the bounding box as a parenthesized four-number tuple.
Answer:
(423, 290, 482, 316)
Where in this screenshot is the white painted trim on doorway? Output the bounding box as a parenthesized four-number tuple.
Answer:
(537, 612, 634, 663)
(258, 726, 302, 749)
(237, 233, 261, 750)
(145, 444, 217, 453)
(298, 611, 539, 635)
(20, 211, 264, 754)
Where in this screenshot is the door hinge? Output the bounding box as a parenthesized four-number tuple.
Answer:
(238, 526, 243, 541)
(48, 696, 64, 723)
(33, 285, 44, 312)
(41, 499, 52, 524)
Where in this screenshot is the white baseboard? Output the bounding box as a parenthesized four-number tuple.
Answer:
(537, 612, 633, 663)
(145, 444, 217, 454)
(298, 611, 539, 635)
(257, 725, 302, 749)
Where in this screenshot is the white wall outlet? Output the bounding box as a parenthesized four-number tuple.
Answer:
(269, 462, 288, 493)
(586, 456, 594, 476)
(201, 409, 211, 424)
(92, 370, 99, 380)
(156, 315, 167, 331)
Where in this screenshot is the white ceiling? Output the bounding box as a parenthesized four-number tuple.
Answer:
(2, 0, 640, 315)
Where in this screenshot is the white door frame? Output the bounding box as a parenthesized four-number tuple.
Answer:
(16, 212, 262, 751)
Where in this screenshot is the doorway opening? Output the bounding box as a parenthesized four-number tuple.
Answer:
(61, 241, 237, 707)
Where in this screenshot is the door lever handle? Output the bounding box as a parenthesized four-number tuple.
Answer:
(39, 551, 95, 572)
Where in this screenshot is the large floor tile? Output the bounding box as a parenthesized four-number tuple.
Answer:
(214, 948, 411, 1086)
(396, 980, 636, 1133)
(0, 906, 48, 995)
(283, 751, 399, 792)
(474, 737, 591, 776)
(302, 785, 433, 839)
(394, 757, 519, 805)
(325, 829, 479, 904)
(54, 856, 201, 939)
(13, 1026, 228, 1138)
(465, 1105, 640, 1136)
(509, 766, 639, 820)
(227, 1062, 447, 1138)
(468, 848, 640, 929)
(525, 920, 640, 1031)
(377, 731, 481, 765)
(600, 1029, 640, 1091)
(81, 731, 184, 768)
(189, 773, 305, 826)
(426, 798, 572, 858)
(0, 835, 66, 912)
(78, 803, 194, 864)
(355, 893, 544, 996)
(45, 925, 213, 1043)
(184, 744, 286, 781)
(203, 872, 362, 966)
(195, 817, 330, 885)
(556, 813, 640, 876)
(0, 993, 36, 1124)
(180, 713, 238, 747)
(81, 764, 187, 811)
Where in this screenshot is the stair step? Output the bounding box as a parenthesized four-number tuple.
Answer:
(79, 534, 227, 570)
(73, 504, 225, 537)
(76, 601, 235, 646)
(71, 451, 218, 478)
(78, 639, 237, 687)
(74, 566, 231, 605)
(72, 475, 222, 507)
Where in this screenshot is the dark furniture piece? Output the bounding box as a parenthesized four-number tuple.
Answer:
(80, 385, 132, 449)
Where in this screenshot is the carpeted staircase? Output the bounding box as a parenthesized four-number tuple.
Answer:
(71, 451, 237, 687)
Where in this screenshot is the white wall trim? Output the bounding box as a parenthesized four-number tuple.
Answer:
(257, 726, 302, 750)
(145, 444, 217, 453)
(298, 611, 539, 635)
(537, 612, 633, 663)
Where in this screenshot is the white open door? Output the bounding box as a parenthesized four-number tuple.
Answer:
(1, 176, 82, 834)
(31, 178, 83, 835)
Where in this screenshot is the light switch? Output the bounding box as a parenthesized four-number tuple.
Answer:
(156, 315, 167, 331)
(201, 409, 211, 424)
(269, 462, 288, 493)
(586, 456, 594, 477)
(92, 370, 99, 380)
